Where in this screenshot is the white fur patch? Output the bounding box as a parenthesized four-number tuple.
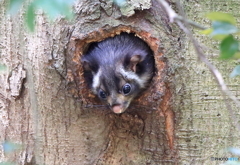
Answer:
(119, 66, 147, 88)
(92, 69, 102, 93)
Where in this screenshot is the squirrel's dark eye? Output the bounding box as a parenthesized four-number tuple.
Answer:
(122, 83, 131, 95)
(99, 89, 107, 99)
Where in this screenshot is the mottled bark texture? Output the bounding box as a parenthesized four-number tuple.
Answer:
(1, 0, 240, 165)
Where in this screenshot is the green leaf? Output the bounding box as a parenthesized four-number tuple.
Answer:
(113, 0, 127, 7)
(223, 161, 240, 165)
(230, 65, 240, 78)
(2, 141, 21, 153)
(0, 64, 7, 72)
(206, 12, 236, 25)
(0, 162, 16, 165)
(0, 64, 7, 74)
(220, 35, 239, 59)
(228, 147, 240, 155)
(233, 52, 240, 59)
(7, 0, 25, 15)
(33, 0, 74, 20)
(212, 34, 229, 40)
(200, 28, 213, 35)
(211, 21, 238, 36)
(25, 3, 35, 32)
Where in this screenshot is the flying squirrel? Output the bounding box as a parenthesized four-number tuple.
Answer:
(81, 32, 155, 114)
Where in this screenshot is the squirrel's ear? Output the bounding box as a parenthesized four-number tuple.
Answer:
(81, 57, 99, 73)
(81, 56, 92, 71)
(82, 60, 91, 71)
(129, 55, 143, 72)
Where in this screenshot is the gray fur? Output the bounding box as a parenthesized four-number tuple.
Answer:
(82, 33, 155, 113)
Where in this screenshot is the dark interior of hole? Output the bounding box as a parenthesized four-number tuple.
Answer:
(82, 32, 154, 56)
(81, 32, 156, 84)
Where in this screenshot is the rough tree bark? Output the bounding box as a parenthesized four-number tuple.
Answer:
(0, 0, 240, 165)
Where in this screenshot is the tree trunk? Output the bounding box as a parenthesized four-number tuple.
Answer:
(0, 0, 239, 165)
